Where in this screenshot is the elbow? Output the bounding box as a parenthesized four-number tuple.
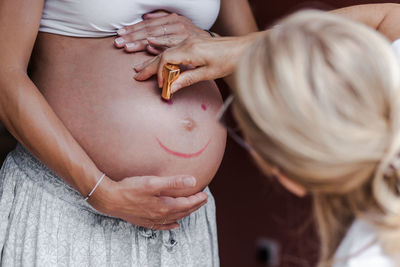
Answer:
(0, 65, 27, 88)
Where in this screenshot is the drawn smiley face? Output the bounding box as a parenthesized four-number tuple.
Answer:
(156, 103, 211, 159)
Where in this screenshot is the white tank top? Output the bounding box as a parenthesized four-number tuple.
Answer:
(39, 0, 220, 37)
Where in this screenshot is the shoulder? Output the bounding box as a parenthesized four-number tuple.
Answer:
(333, 219, 396, 267)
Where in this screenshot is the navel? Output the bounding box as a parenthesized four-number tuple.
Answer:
(182, 117, 196, 132)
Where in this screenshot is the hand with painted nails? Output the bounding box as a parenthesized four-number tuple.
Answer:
(134, 32, 265, 93)
(114, 10, 213, 54)
(90, 174, 208, 230)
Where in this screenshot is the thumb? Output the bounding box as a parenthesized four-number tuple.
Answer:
(134, 56, 161, 81)
(148, 175, 197, 194)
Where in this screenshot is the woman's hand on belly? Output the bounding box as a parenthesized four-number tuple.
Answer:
(114, 10, 212, 54)
(90, 174, 208, 230)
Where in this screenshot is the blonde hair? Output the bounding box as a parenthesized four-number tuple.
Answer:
(233, 10, 400, 266)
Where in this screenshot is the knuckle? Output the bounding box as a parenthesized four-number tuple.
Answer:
(169, 177, 181, 188)
(159, 207, 168, 217)
(183, 56, 192, 65)
(160, 54, 168, 65)
(185, 75, 195, 87)
(145, 178, 158, 190)
(122, 35, 132, 43)
(147, 29, 155, 37)
(165, 38, 173, 47)
(144, 25, 151, 35)
(176, 23, 185, 32)
(178, 23, 189, 32)
(153, 212, 163, 220)
(187, 41, 197, 50)
(148, 210, 159, 220)
(167, 179, 176, 189)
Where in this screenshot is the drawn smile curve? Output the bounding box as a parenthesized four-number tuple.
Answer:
(156, 138, 211, 159)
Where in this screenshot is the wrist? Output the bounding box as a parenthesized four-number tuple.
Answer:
(236, 31, 267, 56)
(245, 30, 268, 43)
(86, 175, 118, 214)
(64, 156, 105, 198)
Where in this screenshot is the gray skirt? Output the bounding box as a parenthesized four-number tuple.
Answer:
(0, 145, 219, 267)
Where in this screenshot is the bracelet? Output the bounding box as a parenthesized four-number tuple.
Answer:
(84, 173, 106, 201)
(204, 29, 216, 38)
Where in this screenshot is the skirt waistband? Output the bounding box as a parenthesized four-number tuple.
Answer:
(10, 144, 212, 220)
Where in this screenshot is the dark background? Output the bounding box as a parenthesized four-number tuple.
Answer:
(0, 1, 393, 266)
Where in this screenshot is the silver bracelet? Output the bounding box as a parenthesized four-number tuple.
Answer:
(84, 173, 106, 201)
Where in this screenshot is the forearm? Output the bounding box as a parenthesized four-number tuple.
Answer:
(211, 0, 257, 86)
(212, 0, 258, 36)
(223, 31, 267, 87)
(333, 3, 400, 41)
(0, 68, 102, 197)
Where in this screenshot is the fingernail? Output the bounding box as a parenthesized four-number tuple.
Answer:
(183, 177, 196, 187)
(125, 43, 136, 50)
(115, 37, 125, 46)
(147, 37, 156, 41)
(117, 28, 127, 35)
(133, 63, 142, 71)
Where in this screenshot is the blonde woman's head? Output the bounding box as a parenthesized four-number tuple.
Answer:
(233, 10, 400, 265)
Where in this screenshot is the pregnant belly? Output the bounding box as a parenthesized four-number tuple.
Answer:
(30, 34, 227, 195)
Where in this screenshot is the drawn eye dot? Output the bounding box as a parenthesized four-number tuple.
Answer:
(201, 104, 207, 111)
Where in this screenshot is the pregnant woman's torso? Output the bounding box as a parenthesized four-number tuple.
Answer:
(29, 0, 226, 195)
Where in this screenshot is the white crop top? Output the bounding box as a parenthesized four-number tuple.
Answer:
(39, 0, 220, 37)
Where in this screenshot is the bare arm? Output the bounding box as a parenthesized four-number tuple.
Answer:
(0, 0, 207, 230)
(210, 0, 257, 86)
(212, 0, 258, 36)
(333, 3, 400, 41)
(136, 3, 400, 87)
(0, 0, 102, 196)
